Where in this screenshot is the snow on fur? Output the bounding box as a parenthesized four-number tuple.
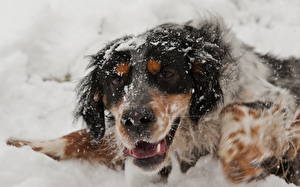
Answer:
(1, 0, 300, 186)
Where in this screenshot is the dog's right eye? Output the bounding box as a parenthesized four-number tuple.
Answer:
(159, 67, 177, 80)
(160, 69, 175, 79)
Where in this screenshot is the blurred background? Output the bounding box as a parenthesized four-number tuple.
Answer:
(0, 0, 299, 186)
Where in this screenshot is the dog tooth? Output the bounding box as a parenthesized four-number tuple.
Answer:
(157, 143, 161, 152)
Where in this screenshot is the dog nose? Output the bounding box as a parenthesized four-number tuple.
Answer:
(121, 108, 156, 129)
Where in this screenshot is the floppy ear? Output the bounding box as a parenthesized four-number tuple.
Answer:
(185, 22, 229, 122)
(76, 65, 106, 140)
(76, 36, 133, 140)
(189, 61, 223, 122)
(75, 44, 110, 140)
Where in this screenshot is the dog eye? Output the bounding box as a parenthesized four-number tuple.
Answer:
(159, 69, 175, 79)
(112, 76, 124, 86)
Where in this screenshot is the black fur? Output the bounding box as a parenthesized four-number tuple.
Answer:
(75, 21, 232, 139)
(76, 64, 106, 140)
(259, 54, 300, 104)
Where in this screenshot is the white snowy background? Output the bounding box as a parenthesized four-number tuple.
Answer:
(0, 0, 300, 186)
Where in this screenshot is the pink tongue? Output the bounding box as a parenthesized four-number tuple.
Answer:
(128, 139, 167, 159)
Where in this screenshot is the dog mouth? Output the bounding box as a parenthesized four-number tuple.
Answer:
(126, 138, 168, 159)
(124, 117, 180, 169)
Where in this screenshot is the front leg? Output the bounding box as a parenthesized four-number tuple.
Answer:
(219, 101, 300, 184)
(6, 129, 125, 170)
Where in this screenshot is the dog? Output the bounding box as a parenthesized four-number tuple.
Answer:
(7, 18, 300, 185)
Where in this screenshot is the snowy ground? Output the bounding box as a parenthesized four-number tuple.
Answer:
(0, 0, 300, 186)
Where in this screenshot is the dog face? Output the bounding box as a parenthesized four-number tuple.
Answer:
(100, 33, 194, 171)
(77, 22, 229, 171)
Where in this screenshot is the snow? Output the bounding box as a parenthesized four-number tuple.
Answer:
(0, 0, 300, 186)
(115, 36, 146, 52)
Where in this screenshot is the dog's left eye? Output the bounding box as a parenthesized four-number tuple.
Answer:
(159, 69, 175, 79)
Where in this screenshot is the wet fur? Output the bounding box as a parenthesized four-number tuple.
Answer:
(6, 17, 300, 185)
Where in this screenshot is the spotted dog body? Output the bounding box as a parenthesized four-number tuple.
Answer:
(7, 18, 300, 185)
(219, 102, 297, 182)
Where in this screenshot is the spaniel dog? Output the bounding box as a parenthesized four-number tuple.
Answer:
(7, 18, 300, 185)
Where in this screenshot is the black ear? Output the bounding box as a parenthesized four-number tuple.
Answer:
(185, 22, 229, 122)
(189, 61, 223, 122)
(76, 65, 106, 140)
(75, 36, 133, 140)
(75, 43, 110, 140)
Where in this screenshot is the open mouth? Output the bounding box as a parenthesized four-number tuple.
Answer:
(124, 117, 180, 169)
(127, 138, 168, 159)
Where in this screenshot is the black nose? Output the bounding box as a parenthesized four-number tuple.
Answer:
(121, 107, 156, 131)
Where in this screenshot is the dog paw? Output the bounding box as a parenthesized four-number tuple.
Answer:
(6, 138, 31, 147)
(6, 137, 63, 160)
(218, 103, 293, 183)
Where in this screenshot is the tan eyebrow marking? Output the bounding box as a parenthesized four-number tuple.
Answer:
(115, 63, 130, 76)
(147, 59, 161, 73)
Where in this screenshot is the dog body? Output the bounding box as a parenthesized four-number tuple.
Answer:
(7, 18, 300, 185)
